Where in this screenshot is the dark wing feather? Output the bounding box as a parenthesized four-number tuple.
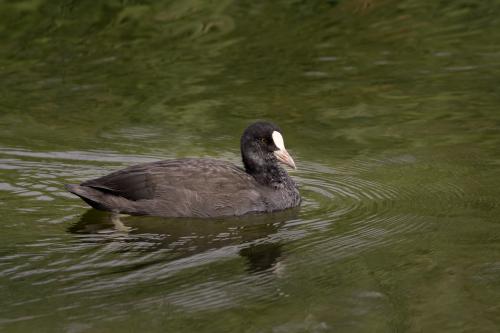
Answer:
(79, 158, 267, 217)
(82, 166, 157, 201)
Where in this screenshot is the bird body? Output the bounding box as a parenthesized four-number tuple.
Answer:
(66, 122, 300, 217)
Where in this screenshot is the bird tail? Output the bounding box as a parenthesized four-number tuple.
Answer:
(65, 184, 118, 212)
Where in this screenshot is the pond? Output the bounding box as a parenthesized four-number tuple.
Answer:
(1, 0, 500, 332)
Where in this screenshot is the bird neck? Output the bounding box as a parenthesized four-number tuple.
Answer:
(246, 163, 290, 188)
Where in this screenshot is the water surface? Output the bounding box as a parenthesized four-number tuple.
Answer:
(1, 0, 500, 332)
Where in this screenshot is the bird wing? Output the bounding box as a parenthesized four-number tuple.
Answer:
(80, 159, 267, 216)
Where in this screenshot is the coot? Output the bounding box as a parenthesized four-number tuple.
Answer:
(66, 121, 301, 217)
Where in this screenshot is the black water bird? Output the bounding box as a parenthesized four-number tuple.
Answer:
(66, 121, 300, 217)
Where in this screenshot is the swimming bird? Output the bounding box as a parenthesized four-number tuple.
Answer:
(66, 121, 300, 217)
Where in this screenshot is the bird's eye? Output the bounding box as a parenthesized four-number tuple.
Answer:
(260, 138, 267, 144)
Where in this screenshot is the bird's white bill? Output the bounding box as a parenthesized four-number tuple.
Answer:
(274, 148, 296, 169)
(272, 131, 296, 169)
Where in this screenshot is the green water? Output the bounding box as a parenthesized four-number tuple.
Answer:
(1, 0, 500, 332)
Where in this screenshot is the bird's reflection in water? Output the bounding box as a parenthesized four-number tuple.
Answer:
(239, 242, 283, 273)
(68, 208, 297, 272)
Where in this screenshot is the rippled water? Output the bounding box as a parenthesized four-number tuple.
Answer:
(1, 0, 500, 332)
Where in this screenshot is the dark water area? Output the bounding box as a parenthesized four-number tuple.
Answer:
(1, 0, 500, 332)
